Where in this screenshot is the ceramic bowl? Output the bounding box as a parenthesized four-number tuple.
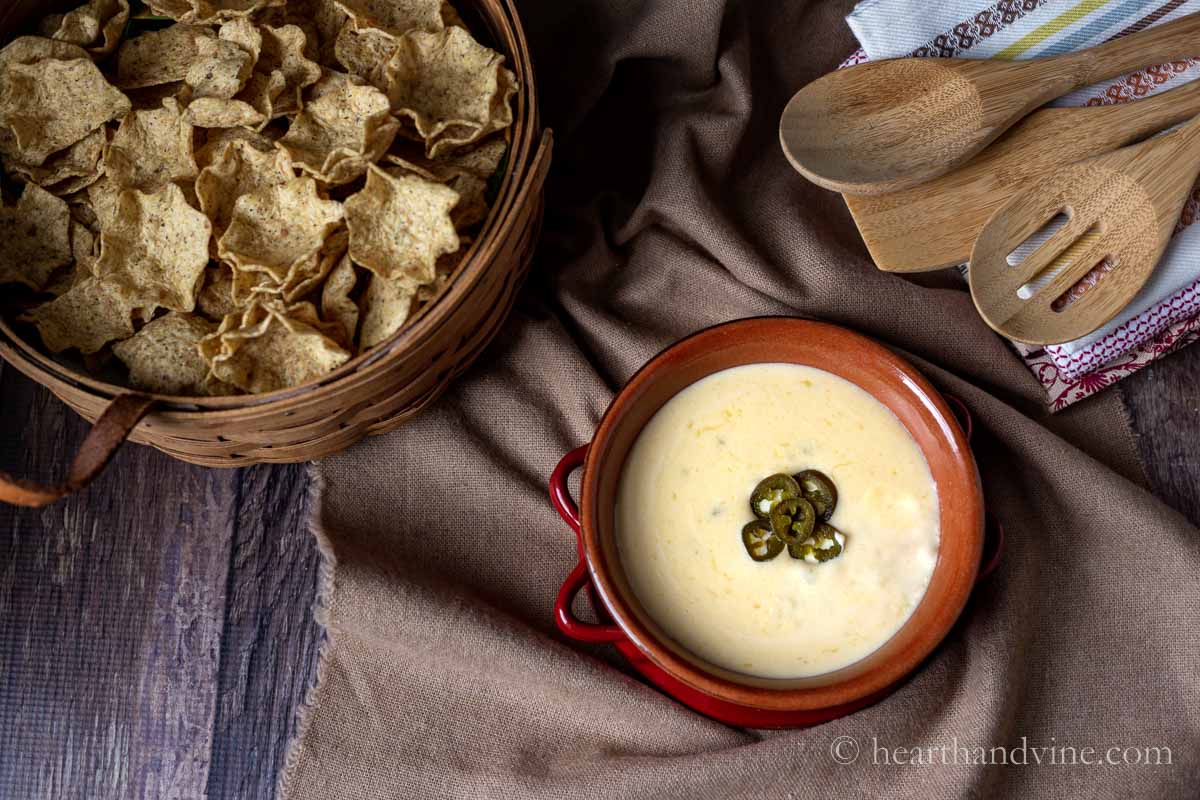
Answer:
(550, 317, 999, 727)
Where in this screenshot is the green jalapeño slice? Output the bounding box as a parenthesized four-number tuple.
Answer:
(769, 497, 816, 545)
(742, 519, 784, 561)
(750, 473, 801, 519)
(788, 522, 845, 562)
(794, 469, 838, 521)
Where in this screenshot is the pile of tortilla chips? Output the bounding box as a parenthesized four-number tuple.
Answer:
(0, 0, 515, 395)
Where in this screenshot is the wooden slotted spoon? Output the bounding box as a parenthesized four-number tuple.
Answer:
(844, 78, 1200, 272)
(779, 11, 1200, 195)
(968, 115, 1200, 345)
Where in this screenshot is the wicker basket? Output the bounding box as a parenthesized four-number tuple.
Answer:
(0, 0, 552, 507)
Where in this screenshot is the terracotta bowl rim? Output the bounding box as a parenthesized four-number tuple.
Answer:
(578, 316, 984, 712)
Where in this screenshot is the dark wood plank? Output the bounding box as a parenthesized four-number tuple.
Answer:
(0, 362, 236, 800)
(0, 363, 321, 800)
(205, 462, 321, 800)
(1119, 344, 1200, 526)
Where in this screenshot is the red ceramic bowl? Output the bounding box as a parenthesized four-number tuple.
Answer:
(550, 318, 1001, 728)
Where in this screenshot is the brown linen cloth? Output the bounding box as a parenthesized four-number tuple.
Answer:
(279, 1, 1200, 797)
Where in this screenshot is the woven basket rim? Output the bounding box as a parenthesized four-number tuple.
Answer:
(0, 0, 542, 414)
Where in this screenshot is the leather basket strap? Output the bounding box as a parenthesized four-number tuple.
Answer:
(0, 394, 155, 508)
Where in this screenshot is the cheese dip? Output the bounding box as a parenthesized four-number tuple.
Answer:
(615, 363, 939, 679)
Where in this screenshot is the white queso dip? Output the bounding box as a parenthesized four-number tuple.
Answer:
(615, 363, 939, 679)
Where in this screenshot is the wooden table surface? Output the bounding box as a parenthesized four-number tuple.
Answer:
(2, 345, 1198, 799)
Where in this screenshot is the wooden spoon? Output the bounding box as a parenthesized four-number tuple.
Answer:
(779, 12, 1200, 195)
(968, 115, 1200, 345)
(845, 78, 1200, 272)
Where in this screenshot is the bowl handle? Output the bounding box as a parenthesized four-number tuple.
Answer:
(549, 445, 589, 542)
(550, 445, 626, 644)
(0, 394, 155, 508)
(555, 561, 626, 643)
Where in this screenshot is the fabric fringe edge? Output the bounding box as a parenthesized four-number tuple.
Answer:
(276, 465, 338, 800)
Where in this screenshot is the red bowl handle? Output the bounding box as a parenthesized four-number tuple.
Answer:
(555, 561, 626, 643)
(550, 445, 589, 536)
(550, 445, 626, 644)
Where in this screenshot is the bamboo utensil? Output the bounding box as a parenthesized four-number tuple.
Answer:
(844, 78, 1200, 272)
(968, 115, 1200, 345)
(779, 11, 1200, 195)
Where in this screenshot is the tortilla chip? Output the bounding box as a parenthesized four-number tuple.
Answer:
(416, 242, 464, 305)
(0, 58, 131, 167)
(112, 312, 218, 394)
(445, 173, 486, 227)
(186, 38, 254, 100)
(194, 125, 275, 168)
(105, 99, 198, 192)
(5, 127, 106, 194)
(146, 0, 284, 24)
(220, 16, 264, 60)
(335, 0, 444, 36)
(383, 155, 489, 229)
(263, 0, 348, 64)
(0, 185, 73, 290)
(122, 82, 191, 114)
(306, 68, 366, 101)
(434, 137, 508, 178)
(45, 173, 107, 199)
(228, 259, 273, 304)
(94, 183, 212, 312)
(279, 80, 398, 185)
(43, 261, 90, 298)
(387, 137, 505, 227)
(116, 25, 215, 89)
(344, 165, 459, 284)
(357, 272, 417, 349)
(381, 156, 436, 182)
(86, 175, 122, 232)
(218, 176, 344, 281)
(23, 276, 139, 354)
(144, 0, 195, 19)
(333, 25, 396, 92)
(43, 222, 103, 300)
(254, 25, 322, 119)
(67, 191, 100, 230)
(197, 264, 239, 319)
(291, 226, 347, 299)
(70, 220, 101, 277)
(321, 251, 359, 346)
(235, 71, 286, 129)
(199, 299, 350, 393)
(41, 0, 130, 57)
(184, 97, 268, 128)
(386, 26, 515, 157)
(0, 37, 90, 68)
(192, 0, 286, 24)
(230, 226, 345, 304)
(197, 138, 295, 240)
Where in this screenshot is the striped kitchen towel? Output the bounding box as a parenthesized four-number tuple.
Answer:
(843, 0, 1200, 410)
